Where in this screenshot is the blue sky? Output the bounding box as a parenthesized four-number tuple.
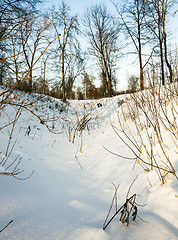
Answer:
(42, 0, 178, 90)
(44, 0, 116, 16)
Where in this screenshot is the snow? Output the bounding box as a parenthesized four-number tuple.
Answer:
(0, 87, 178, 239)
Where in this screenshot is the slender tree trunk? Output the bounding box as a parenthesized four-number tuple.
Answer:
(107, 75, 112, 96)
(138, 20, 144, 90)
(101, 70, 107, 97)
(102, 52, 113, 97)
(12, 38, 20, 90)
(107, 71, 113, 96)
(164, 38, 173, 83)
(158, 27, 165, 85)
(15, 65, 19, 89)
(162, 21, 173, 83)
(136, 0, 144, 90)
(139, 45, 144, 90)
(62, 48, 66, 102)
(0, 62, 3, 85)
(160, 39, 165, 85)
(29, 69, 33, 92)
(43, 61, 46, 94)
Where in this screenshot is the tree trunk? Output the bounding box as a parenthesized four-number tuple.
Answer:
(102, 52, 113, 97)
(0, 63, 3, 85)
(29, 69, 33, 92)
(163, 23, 173, 83)
(62, 48, 66, 102)
(100, 70, 107, 97)
(139, 49, 144, 90)
(15, 65, 19, 90)
(137, 0, 144, 90)
(43, 61, 46, 94)
(158, 28, 165, 85)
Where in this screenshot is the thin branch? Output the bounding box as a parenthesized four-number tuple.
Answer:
(0, 220, 13, 233)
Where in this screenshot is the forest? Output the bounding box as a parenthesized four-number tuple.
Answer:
(1, 0, 177, 101)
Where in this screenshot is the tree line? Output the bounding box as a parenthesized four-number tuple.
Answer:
(0, 0, 177, 101)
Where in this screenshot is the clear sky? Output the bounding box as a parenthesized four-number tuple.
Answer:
(43, 0, 115, 16)
(42, 0, 178, 91)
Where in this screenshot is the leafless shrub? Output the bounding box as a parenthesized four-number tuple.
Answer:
(103, 176, 145, 230)
(109, 82, 178, 184)
(60, 102, 102, 152)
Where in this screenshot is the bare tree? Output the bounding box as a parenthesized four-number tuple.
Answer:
(49, 1, 80, 102)
(82, 71, 99, 99)
(0, 0, 41, 86)
(128, 75, 139, 92)
(39, 50, 52, 95)
(83, 4, 120, 97)
(145, 0, 175, 85)
(19, 14, 49, 91)
(65, 47, 85, 99)
(114, 0, 151, 90)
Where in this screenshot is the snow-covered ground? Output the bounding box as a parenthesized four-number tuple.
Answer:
(0, 88, 178, 239)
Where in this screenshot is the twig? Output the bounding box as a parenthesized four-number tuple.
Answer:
(0, 220, 13, 233)
(126, 176, 138, 200)
(103, 184, 119, 229)
(74, 154, 83, 171)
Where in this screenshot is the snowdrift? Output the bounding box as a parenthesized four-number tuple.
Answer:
(0, 85, 178, 239)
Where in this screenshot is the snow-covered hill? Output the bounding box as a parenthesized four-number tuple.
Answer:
(0, 86, 178, 239)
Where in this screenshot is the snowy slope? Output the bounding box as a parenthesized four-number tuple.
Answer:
(0, 87, 178, 240)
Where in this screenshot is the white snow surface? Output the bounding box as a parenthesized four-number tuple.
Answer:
(0, 88, 178, 240)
